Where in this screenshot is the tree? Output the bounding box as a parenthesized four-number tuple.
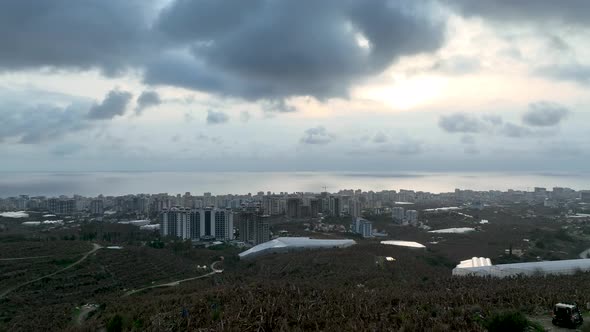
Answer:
(106, 314, 123, 332)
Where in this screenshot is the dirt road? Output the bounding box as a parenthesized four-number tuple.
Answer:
(0, 255, 52, 261)
(0, 243, 103, 299)
(529, 315, 583, 331)
(123, 260, 223, 297)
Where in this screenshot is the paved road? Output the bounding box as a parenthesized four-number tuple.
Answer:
(0, 255, 53, 261)
(123, 260, 223, 297)
(0, 243, 103, 299)
(530, 315, 583, 331)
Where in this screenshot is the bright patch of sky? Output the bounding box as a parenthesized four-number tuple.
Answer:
(0, 0, 589, 172)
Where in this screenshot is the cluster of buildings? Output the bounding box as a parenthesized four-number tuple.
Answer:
(391, 207, 419, 226)
(159, 206, 270, 245)
(3, 187, 590, 246)
(159, 207, 234, 241)
(2, 187, 589, 219)
(352, 217, 373, 238)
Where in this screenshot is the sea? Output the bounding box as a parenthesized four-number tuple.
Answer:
(0, 171, 589, 197)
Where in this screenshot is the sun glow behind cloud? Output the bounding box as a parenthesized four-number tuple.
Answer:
(355, 75, 447, 110)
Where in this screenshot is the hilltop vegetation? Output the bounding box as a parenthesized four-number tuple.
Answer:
(2, 203, 590, 331)
(81, 243, 590, 331)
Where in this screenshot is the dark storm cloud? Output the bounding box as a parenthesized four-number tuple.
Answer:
(300, 126, 333, 145)
(87, 89, 133, 120)
(0, 0, 445, 101)
(439, 108, 565, 138)
(522, 102, 569, 127)
(0, 87, 141, 144)
(444, 0, 590, 25)
(0, 102, 89, 144)
(135, 91, 161, 114)
(0, 0, 154, 75)
(149, 0, 445, 100)
(263, 100, 297, 113)
(438, 113, 486, 133)
(440, 113, 528, 137)
(206, 110, 229, 125)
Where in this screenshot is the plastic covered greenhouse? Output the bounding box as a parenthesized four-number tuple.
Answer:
(453, 257, 590, 277)
(238, 237, 356, 259)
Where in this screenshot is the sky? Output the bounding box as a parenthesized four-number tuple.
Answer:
(1, 0, 589, 172)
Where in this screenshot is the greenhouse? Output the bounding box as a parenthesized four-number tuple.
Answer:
(238, 237, 356, 259)
(453, 257, 590, 277)
(381, 240, 426, 249)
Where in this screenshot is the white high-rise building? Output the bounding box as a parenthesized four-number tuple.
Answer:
(405, 210, 418, 226)
(392, 207, 405, 223)
(329, 196, 341, 217)
(262, 196, 281, 215)
(352, 217, 373, 238)
(236, 211, 270, 245)
(349, 199, 362, 218)
(160, 207, 233, 241)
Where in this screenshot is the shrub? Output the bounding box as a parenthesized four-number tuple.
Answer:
(483, 311, 538, 332)
(106, 314, 123, 332)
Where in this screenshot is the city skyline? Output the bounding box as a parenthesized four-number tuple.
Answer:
(3, 184, 588, 209)
(3, 2, 590, 330)
(2, 171, 590, 198)
(1, 1, 589, 173)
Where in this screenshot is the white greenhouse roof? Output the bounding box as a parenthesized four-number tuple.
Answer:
(423, 207, 461, 212)
(119, 220, 151, 226)
(140, 224, 160, 230)
(429, 227, 475, 234)
(456, 257, 492, 269)
(22, 221, 41, 226)
(239, 237, 356, 259)
(453, 258, 590, 277)
(381, 240, 426, 249)
(0, 211, 29, 218)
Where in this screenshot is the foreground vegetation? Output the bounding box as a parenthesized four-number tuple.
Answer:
(2, 203, 590, 331)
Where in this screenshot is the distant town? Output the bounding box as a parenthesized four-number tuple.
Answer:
(2, 187, 589, 246)
(3, 186, 590, 330)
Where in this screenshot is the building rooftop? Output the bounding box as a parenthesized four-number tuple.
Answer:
(453, 257, 590, 277)
(238, 237, 356, 259)
(381, 240, 425, 249)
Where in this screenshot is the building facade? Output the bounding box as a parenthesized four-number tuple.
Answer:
(352, 217, 373, 238)
(160, 207, 233, 241)
(90, 199, 104, 215)
(236, 211, 270, 245)
(392, 207, 405, 223)
(405, 210, 418, 225)
(47, 198, 75, 215)
(287, 198, 301, 218)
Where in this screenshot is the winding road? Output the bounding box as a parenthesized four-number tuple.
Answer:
(0, 243, 103, 299)
(122, 260, 223, 297)
(0, 255, 53, 261)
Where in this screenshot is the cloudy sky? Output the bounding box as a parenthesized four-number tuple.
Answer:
(1, 0, 589, 172)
